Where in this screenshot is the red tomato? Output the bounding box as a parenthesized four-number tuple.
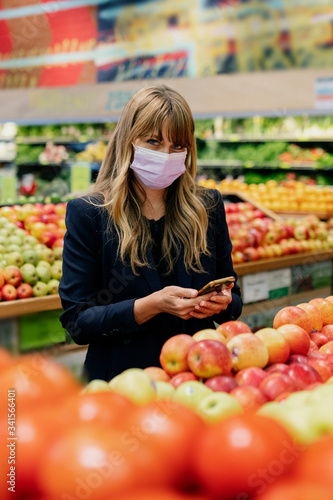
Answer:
(37, 422, 171, 499)
(292, 435, 333, 491)
(191, 414, 297, 499)
(15, 407, 72, 496)
(116, 488, 211, 500)
(0, 354, 80, 413)
(253, 479, 333, 500)
(126, 400, 205, 488)
(59, 391, 136, 427)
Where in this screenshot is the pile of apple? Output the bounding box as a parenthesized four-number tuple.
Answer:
(0, 218, 62, 301)
(227, 203, 333, 263)
(0, 201, 66, 250)
(90, 296, 333, 440)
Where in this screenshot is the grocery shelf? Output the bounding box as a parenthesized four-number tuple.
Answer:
(16, 136, 111, 144)
(234, 249, 333, 276)
(221, 190, 282, 221)
(0, 250, 331, 320)
(0, 295, 61, 320)
(276, 210, 333, 220)
(197, 136, 333, 143)
(197, 159, 330, 170)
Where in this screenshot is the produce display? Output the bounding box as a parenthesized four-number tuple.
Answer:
(222, 200, 333, 264)
(0, 203, 65, 300)
(2, 296, 333, 499)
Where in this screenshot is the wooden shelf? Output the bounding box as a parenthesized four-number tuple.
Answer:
(234, 249, 333, 276)
(0, 249, 332, 320)
(0, 295, 62, 320)
(221, 190, 283, 221)
(276, 210, 333, 220)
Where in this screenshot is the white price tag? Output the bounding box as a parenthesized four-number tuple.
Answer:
(267, 268, 291, 291)
(242, 272, 269, 304)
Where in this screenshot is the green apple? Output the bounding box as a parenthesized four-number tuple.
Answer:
(50, 263, 62, 280)
(282, 390, 313, 410)
(196, 392, 243, 424)
(53, 247, 63, 260)
(6, 245, 22, 253)
(172, 381, 212, 410)
(5, 251, 24, 267)
(33, 281, 49, 297)
(22, 249, 39, 266)
(36, 265, 52, 283)
(47, 279, 60, 294)
(0, 244, 6, 254)
(7, 235, 22, 247)
(109, 368, 157, 405)
(0, 228, 11, 238)
(20, 263, 38, 285)
(36, 260, 51, 270)
(81, 379, 111, 394)
(0, 216, 8, 228)
(0, 235, 8, 246)
(155, 381, 175, 401)
(23, 235, 38, 247)
(38, 248, 55, 264)
(3, 223, 16, 234)
(13, 228, 26, 240)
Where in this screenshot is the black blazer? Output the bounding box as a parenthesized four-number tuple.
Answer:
(59, 189, 242, 381)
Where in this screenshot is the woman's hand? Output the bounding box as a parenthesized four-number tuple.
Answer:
(188, 284, 234, 320)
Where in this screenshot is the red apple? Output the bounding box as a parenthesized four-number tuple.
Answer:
(265, 363, 292, 376)
(227, 333, 269, 372)
(159, 334, 196, 376)
(0, 273, 4, 288)
(1, 284, 17, 301)
(230, 385, 268, 412)
(276, 324, 310, 355)
(287, 354, 309, 365)
(309, 298, 333, 326)
(310, 332, 330, 348)
(3, 266, 22, 287)
(204, 375, 238, 393)
(287, 362, 322, 389)
(187, 340, 233, 379)
(319, 341, 333, 355)
(40, 231, 57, 248)
(297, 302, 323, 332)
(216, 320, 252, 342)
(259, 373, 295, 401)
(16, 283, 34, 299)
(254, 327, 290, 364)
(307, 358, 333, 382)
(169, 371, 199, 389)
(273, 306, 312, 335)
(234, 367, 268, 388)
(308, 340, 319, 352)
(319, 325, 333, 341)
(143, 366, 171, 383)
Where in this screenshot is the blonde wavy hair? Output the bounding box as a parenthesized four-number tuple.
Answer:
(90, 84, 211, 275)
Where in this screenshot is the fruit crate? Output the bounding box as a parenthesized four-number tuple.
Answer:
(221, 190, 283, 221)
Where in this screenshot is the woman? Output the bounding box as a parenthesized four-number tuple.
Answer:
(59, 84, 242, 382)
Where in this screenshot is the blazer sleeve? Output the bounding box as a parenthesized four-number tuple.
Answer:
(209, 190, 243, 324)
(59, 198, 141, 345)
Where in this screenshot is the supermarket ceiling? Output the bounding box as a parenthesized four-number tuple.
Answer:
(0, 0, 333, 122)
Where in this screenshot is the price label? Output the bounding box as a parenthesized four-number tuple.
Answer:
(242, 272, 269, 304)
(70, 162, 91, 193)
(0, 176, 16, 204)
(267, 268, 291, 299)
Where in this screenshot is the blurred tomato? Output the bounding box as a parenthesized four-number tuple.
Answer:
(116, 488, 211, 500)
(15, 406, 72, 496)
(0, 354, 81, 413)
(253, 478, 333, 500)
(59, 391, 136, 427)
(37, 422, 172, 499)
(292, 435, 333, 491)
(191, 414, 297, 500)
(126, 400, 205, 488)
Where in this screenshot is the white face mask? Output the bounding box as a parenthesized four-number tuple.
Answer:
(130, 144, 187, 189)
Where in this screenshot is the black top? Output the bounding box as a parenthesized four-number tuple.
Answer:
(147, 216, 177, 288)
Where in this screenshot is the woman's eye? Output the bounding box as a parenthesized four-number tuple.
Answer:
(172, 144, 184, 150)
(147, 139, 159, 146)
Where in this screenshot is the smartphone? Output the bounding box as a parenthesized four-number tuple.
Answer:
(197, 276, 235, 297)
